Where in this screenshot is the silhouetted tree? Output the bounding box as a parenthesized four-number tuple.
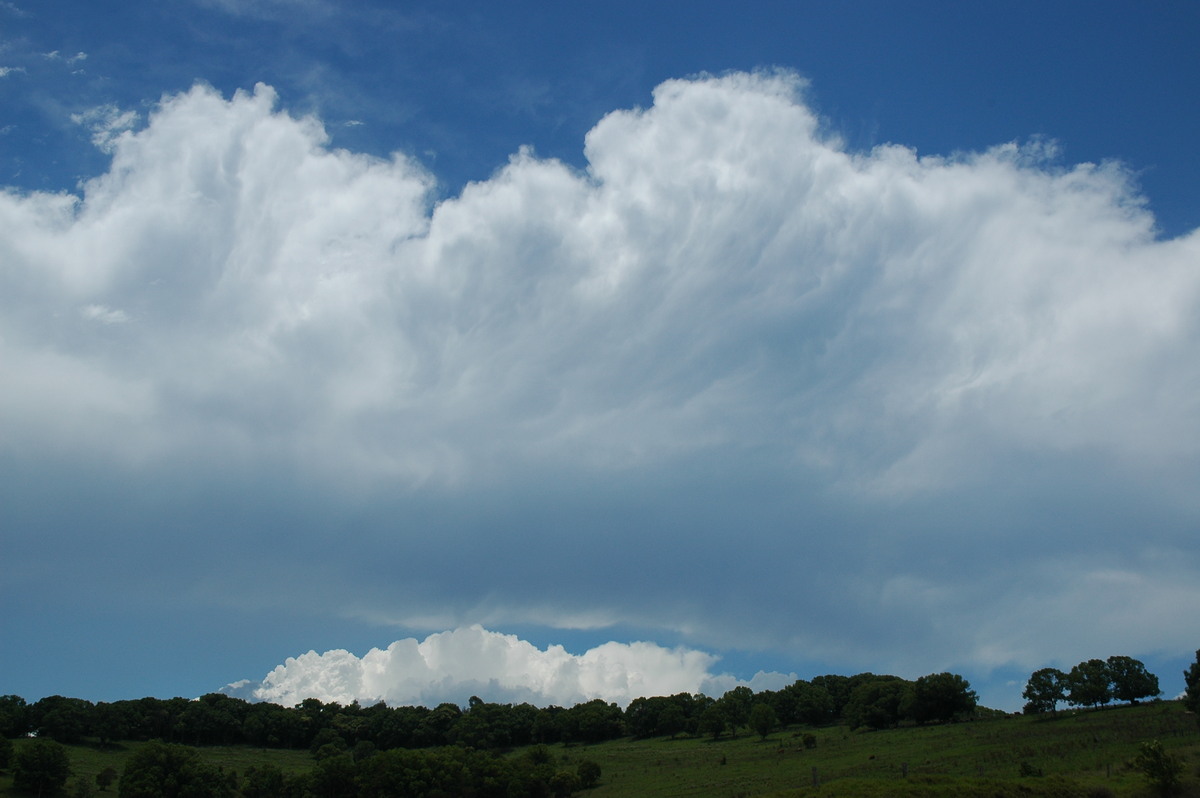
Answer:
(1066, 659, 1111, 708)
(1023, 667, 1068, 715)
(906, 672, 977, 724)
(1106, 655, 1160, 704)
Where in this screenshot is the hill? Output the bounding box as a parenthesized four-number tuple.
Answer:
(2, 701, 1197, 796)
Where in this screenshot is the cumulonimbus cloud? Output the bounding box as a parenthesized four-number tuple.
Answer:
(3, 71, 1198, 701)
(225, 626, 793, 707)
(2, 73, 1196, 492)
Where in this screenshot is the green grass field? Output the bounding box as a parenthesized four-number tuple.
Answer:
(560, 702, 1199, 798)
(3, 701, 1197, 796)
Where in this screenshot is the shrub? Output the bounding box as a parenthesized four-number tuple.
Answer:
(1134, 739, 1185, 797)
(577, 759, 601, 789)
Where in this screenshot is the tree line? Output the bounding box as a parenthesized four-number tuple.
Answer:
(1021, 654, 1177, 715)
(0, 668, 978, 759)
(0, 671, 978, 796)
(6, 653, 1200, 797)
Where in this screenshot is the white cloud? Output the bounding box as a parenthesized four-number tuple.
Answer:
(5, 73, 1197, 492)
(3, 71, 1199, 687)
(228, 625, 793, 707)
(71, 104, 140, 153)
(81, 304, 129, 324)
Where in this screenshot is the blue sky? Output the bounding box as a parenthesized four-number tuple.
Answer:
(2, 0, 1199, 712)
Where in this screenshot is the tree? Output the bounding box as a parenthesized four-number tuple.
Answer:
(1023, 668, 1067, 715)
(1106, 656, 1160, 704)
(698, 705, 727, 740)
(778, 680, 836, 726)
(309, 753, 357, 798)
(844, 678, 912, 730)
(656, 704, 687, 738)
(31, 696, 93, 745)
(718, 687, 753, 737)
(1065, 659, 1111, 708)
(749, 703, 778, 740)
(118, 740, 234, 797)
(13, 739, 72, 797)
(0, 695, 31, 739)
(907, 672, 977, 724)
(1134, 739, 1185, 797)
(1183, 650, 1200, 714)
(0, 735, 13, 771)
(92, 704, 130, 747)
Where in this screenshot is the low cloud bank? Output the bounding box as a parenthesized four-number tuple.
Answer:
(224, 626, 795, 707)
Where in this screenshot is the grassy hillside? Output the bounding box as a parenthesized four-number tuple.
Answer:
(562, 702, 1199, 798)
(3, 701, 1197, 796)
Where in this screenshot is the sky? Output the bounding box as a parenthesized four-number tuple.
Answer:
(2, 1, 1199, 714)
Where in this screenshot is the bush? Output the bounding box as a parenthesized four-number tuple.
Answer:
(549, 768, 581, 797)
(577, 759, 601, 788)
(1134, 739, 1185, 797)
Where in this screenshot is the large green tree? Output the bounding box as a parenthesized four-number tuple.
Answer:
(844, 677, 912, 730)
(906, 672, 977, 724)
(118, 740, 234, 798)
(749, 703, 778, 740)
(1022, 667, 1068, 715)
(1066, 659, 1112, 708)
(31, 696, 93, 745)
(1106, 655, 1160, 704)
(0, 695, 31, 739)
(718, 687, 753, 736)
(13, 739, 71, 797)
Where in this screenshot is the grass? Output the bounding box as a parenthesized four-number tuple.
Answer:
(1, 701, 1196, 796)
(554, 702, 1200, 798)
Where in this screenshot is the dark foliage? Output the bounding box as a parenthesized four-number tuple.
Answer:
(118, 740, 236, 798)
(13, 738, 71, 796)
